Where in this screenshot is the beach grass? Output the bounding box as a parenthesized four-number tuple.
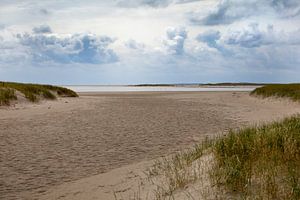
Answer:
(0, 88, 17, 105)
(213, 115, 300, 199)
(251, 84, 300, 101)
(0, 81, 78, 104)
(146, 139, 214, 199)
(148, 116, 300, 199)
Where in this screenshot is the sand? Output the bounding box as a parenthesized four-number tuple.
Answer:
(1, 91, 300, 200)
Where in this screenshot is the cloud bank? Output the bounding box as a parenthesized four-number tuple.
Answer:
(116, 0, 200, 8)
(0, 0, 300, 84)
(0, 26, 118, 65)
(163, 27, 187, 55)
(190, 0, 300, 25)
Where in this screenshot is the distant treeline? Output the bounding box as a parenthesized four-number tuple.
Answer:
(134, 84, 177, 87)
(201, 82, 268, 86)
(134, 83, 272, 87)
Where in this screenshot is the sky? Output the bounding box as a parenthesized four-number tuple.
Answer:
(0, 0, 300, 84)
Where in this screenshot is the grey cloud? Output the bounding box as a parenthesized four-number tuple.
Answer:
(196, 30, 220, 48)
(125, 39, 145, 50)
(16, 30, 118, 64)
(33, 25, 52, 34)
(195, 1, 255, 25)
(271, 0, 299, 10)
(39, 9, 50, 15)
(117, 0, 170, 8)
(222, 23, 300, 48)
(116, 0, 200, 8)
(223, 23, 272, 48)
(195, 23, 300, 69)
(190, 0, 300, 25)
(271, 0, 300, 17)
(163, 27, 187, 55)
(196, 29, 231, 55)
(197, 24, 285, 50)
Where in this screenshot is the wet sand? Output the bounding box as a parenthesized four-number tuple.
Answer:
(1, 91, 300, 199)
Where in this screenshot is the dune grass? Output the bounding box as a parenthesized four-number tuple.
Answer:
(251, 84, 300, 101)
(0, 88, 17, 106)
(135, 87, 300, 199)
(146, 140, 213, 199)
(0, 81, 78, 104)
(147, 116, 300, 199)
(213, 115, 300, 199)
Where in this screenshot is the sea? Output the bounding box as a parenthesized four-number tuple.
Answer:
(63, 85, 258, 93)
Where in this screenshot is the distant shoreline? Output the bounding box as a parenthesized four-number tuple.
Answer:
(133, 83, 267, 87)
(61, 83, 270, 87)
(63, 85, 258, 93)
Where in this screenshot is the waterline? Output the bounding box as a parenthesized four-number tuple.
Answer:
(63, 85, 258, 92)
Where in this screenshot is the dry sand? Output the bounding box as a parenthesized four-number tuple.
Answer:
(1, 91, 300, 200)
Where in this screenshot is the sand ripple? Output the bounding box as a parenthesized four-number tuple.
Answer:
(1, 92, 299, 199)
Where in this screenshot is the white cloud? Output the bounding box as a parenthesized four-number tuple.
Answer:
(0, 26, 118, 65)
(125, 39, 145, 50)
(0, 0, 300, 84)
(163, 27, 187, 55)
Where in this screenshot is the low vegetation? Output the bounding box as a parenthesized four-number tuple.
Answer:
(146, 139, 213, 199)
(0, 88, 17, 106)
(147, 116, 300, 199)
(116, 85, 300, 199)
(213, 115, 300, 199)
(251, 84, 300, 101)
(134, 84, 176, 87)
(0, 81, 78, 105)
(203, 82, 266, 86)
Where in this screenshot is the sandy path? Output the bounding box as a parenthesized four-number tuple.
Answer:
(1, 92, 300, 199)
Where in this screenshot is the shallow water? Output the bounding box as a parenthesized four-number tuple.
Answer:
(63, 85, 257, 92)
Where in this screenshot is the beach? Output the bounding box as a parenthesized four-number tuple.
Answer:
(1, 91, 300, 199)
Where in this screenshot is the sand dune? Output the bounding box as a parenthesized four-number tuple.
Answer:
(1, 91, 300, 199)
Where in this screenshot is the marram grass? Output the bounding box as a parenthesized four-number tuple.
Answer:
(251, 84, 300, 101)
(147, 116, 300, 199)
(213, 115, 300, 199)
(0, 81, 78, 105)
(0, 88, 17, 106)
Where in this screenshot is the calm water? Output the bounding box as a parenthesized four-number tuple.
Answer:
(63, 85, 258, 92)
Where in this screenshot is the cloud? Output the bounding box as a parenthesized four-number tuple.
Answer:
(223, 23, 273, 48)
(222, 23, 300, 48)
(33, 25, 52, 34)
(196, 29, 232, 55)
(201, 0, 258, 25)
(163, 27, 187, 55)
(117, 0, 171, 8)
(39, 8, 50, 15)
(125, 39, 145, 50)
(192, 23, 300, 76)
(116, 0, 200, 8)
(190, 0, 300, 25)
(196, 23, 300, 52)
(0, 26, 118, 65)
(16, 31, 118, 64)
(196, 30, 221, 48)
